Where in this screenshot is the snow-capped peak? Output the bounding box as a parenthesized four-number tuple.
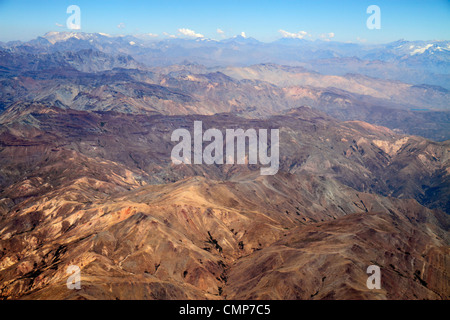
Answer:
(43, 31, 101, 44)
(410, 43, 434, 55)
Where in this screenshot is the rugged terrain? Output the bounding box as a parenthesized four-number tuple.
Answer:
(0, 104, 448, 299)
(1, 33, 450, 141)
(0, 32, 448, 300)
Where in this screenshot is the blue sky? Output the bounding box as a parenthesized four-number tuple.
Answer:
(0, 0, 449, 43)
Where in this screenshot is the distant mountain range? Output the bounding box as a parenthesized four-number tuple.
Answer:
(1, 34, 449, 141)
(1, 32, 449, 88)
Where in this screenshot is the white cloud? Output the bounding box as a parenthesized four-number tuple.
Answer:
(178, 28, 204, 38)
(163, 32, 177, 38)
(217, 28, 224, 34)
(319, 32, 335, 41)
(55, 23, 64, 28)
(278, 29, 308, 39)
(117, 22, 126, 29)
(240, 32, 247, 38)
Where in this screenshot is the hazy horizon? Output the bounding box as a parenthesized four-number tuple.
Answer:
(2, 30, 449, 45)
(0, 0, 449, 43)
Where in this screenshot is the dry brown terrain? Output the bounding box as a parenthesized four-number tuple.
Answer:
(0, 104, 448, 299)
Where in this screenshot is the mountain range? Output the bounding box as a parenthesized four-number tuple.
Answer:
(2, 32, 449, 88)
(1, 35, 449, 141)
(0, 104, 449, 299)
(0, 32, 448, 300)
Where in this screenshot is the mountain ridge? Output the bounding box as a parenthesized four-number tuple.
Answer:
(0, 104, 448, 299)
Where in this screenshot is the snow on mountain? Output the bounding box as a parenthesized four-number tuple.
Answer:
(43, 31, 115, 44)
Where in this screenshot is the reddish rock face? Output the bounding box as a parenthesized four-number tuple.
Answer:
(0, 104, 448, 300)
